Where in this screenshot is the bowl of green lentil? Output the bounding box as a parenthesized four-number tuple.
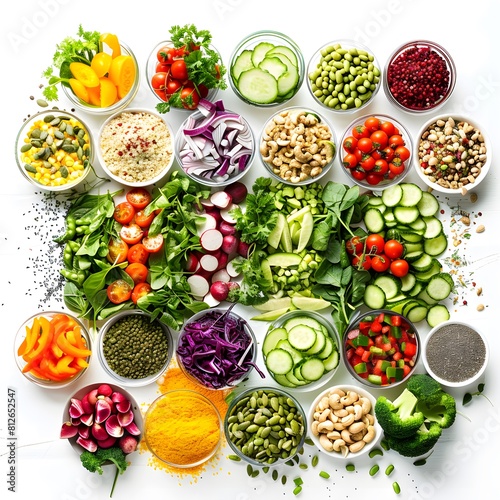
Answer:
(306, 39, 381, 113)
(97, 310, 173, 387)
(15, 109, 94, 191)
(224, 386, 307, 467)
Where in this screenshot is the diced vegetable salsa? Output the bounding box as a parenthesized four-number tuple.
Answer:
(344, 312, 418, 386)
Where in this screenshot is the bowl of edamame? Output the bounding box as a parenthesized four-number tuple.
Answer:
(224, 386, 307, 466)
(15, 109, 95, 192)
(306, 40, 381, 113)
(97, 310, 174, 387)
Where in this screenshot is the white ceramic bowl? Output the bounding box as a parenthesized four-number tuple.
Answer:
(422, 320, 489, 388)
(308, 384, 381, 459)
(413, 114, 491, 194)
(97, 108, 174, 187)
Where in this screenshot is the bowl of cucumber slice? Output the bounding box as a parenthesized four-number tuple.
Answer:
(228, 30, 305, 107)
(262, 310, 341, 392)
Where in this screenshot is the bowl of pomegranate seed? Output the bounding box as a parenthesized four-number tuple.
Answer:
(383, 40, 456, 114)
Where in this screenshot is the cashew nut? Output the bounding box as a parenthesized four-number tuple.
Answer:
(317, 420, 335, 433)
(319, 434, 334, 452)
(349, 440, 366, 453)
(363, 425, 376, 444)
(341, 429, 354, 444)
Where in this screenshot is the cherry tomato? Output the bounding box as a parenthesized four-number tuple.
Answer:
(343, 153, 358, 169)
(126, 187, 152, 210)
(366, 234, 385, 254)
(156, 62, 170, 73)
(346, 236, 363, 255)
(352, 124, 370, 140)
(180, 87, 200, 110)
(171, 59, 189, 81)
(127, 243, 150, 265)
(154, 88, 168, 101)
(107, 238, 129, 264)
(380, 147, 395, 162)
(364, 116, 381, 132)
(175, 46, 188, 58)
(371, 254, 391, 272)
(366, 172, 384, 185)
(380, 121, 395, 137)
(157, 46, 175, 64)
(360, 155, 375, 171)
(394, 146, 411, 162)
(120, 223, 144, 245)
(142, 233, 164, 253)
(343, 136, 358, 153)
(125, 262, 149, 284)
(166, 78, 182, 95)
(351, 168, 367, 181)
(113, 202, 135, 225)
(107, 279, 132, 304)
(389, 158, 405, 176)
(373, 159, 389, 175)
(370, 130, 389, 149)
(352, 254, 371, 271)
(390, 258, 410, 277)
(384, 239, 404, 259)
(134, 209, 155, 228)
(357, 137, 374, 154)
(388, 134, 405, 149)
(151, 72, 168, 90)
(131, 282, 152, 304)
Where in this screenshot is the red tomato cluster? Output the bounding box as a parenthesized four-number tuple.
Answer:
(346, 234, 409, 277)
(151, 44, 209, 110)
(107, 187, 159, 305)
(342, 116, 411, 185)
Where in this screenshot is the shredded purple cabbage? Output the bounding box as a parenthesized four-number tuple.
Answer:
(177, 310, 264, 389)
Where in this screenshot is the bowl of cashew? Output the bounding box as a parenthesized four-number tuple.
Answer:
(259, 106, 337, 185)
(308, 384, 381, 459)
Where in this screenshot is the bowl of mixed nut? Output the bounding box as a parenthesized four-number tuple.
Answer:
(414, 114, 490, 194)
(259, 106, 336, 185)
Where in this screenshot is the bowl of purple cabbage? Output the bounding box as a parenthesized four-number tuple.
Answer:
(176, 307, 264, 390)
(174, 99, 255, 187)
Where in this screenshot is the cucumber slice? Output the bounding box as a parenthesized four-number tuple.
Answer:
(277, 67, 300, 96)
(364, 207, 385, 233)
(263, 327, 288, 356)
(322, 350, 339, 371)
(231, 49, 254, 80)
(265, 348, 294, 375)
(237, 68, 279, 104)
(426, 304, 450, 328)
(381, 184, 403, 207)
(251, 307, 290, 321)
(423, 233, 447, 256)
(304, 329, 326, 355)
(275, 339, 303, 364)
(253, 296, 292, 312)
(266, 51, 295, 72)
(316, 336, 335, 360)
(267, 45, 299, 68)
(290, 296, 330, 311)
(251, 41, 275, 66)
(285, 370, 307, 386)
(408, 281, 424, 297)
(267, 252, 302, 267)
(283, 315, 322, 332)
(299, 357, 325, 381)
(414, 258, 442, 282)
(267, 212, 286, 249)
(404, 250, 424, 263)
(400, 272, 417, 293)
(406, 303, 429, 323)
(426, 273, 453, 301)
(367, 196, 386, 209)
(409, 217, 427, 233)
(259, 56, 287, 79)
(411, 252, 435, 272)
(394, 206, 420, 224)
(287, 325, 317, 351)
(373, 274, 401, 300)
(399, 183, 423, 207)
(422, 216, 443, 239)
(417, 191, 440, 217)
(273, 373, 298, 388)
(401, 231, 423, 243)
(364, 284, 386, 309)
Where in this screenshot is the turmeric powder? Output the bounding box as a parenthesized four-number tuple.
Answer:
(145, 389, 222, 467)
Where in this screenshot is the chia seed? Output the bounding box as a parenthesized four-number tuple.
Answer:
(425, 323, 486, 383)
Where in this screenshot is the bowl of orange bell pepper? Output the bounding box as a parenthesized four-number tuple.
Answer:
(14, 311, 92, 389)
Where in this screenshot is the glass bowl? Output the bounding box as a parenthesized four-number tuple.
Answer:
(176, 308, 259, 390)
(306, 39, 381, 114)
(15, 109, 94, 191)
(259, 106, 336, 186)
(146, 40, 221, 112)
(224, 386, 306, 466)
(383, 40, 456, 114)
(97, 310, 173, 387)
(61, 382, 143, 455)
(413, 113, 491, 195)
(174, 102, 255, 187)
(339, 113, 413, 191)
(262, 310, 341, 392)
(308, 384, 381, 459)
(97, 107, 174, 187)
(144, 390, 222, 467)
(14, 311, 91, 389)
(228, 30, 305, 107)
(62, 41, 140, 115)
(422, 320, 489, 389)
(343, 309, 420, 389)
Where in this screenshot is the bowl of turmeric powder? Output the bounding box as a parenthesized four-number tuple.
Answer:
(144, 389, 222, 467)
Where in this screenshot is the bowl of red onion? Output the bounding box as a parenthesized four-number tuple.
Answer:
(176, 307, 264, 390)
(383, 40, 456, 114)
(174, 99, 255, 187)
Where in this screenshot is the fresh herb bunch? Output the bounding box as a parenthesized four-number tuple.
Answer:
(42, 25, 101, 101)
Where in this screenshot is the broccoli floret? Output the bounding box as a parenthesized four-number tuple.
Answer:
(375, 388, 425, 439)
(80, 447, 129, 497)
(406, 373, 442, 400)
(385, 421, 442, 457)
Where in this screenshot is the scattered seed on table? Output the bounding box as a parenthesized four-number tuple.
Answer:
(311, 455, 319, 467)
(299, 463, 308, 470)
(272, 470, 279, 481)
(282, 475, 287, 485)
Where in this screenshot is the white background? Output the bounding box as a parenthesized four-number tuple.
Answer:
(1, 1, 499, 499)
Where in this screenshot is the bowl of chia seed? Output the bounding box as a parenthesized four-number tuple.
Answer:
(97, 310, 173, 387)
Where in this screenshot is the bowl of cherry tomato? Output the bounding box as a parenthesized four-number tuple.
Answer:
(146, 37, 226, 113)
(342, 309, 420, 389)
(339, 114, 413, 190)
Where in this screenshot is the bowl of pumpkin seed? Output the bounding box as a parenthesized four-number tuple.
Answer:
(15, 109, 95, 191)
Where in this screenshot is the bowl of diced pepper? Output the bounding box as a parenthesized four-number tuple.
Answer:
(342, 309, 420, 389)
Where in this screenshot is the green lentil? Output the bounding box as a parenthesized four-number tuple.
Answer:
(311, 455, 319, 467)
(293, 485, 302, 495)
(369, 465, 380, 476)
(385, 464, 395, 476)
(102, 313, 170, 379)
(319, 471, 330, 479)
(393, 482, 401, 494)
(228, 454, 241, 462)
(346, 464, 356, 472)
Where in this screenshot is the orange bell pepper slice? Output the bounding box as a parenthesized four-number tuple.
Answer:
(56, 330, 91, 359)
(56, 355, 79, 376)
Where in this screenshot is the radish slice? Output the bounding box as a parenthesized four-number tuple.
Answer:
(210, 190, 232, 209)
(195, 213, 218, 236)
(221, 234, 239, 255)
(226, 259, 241, 278)
(200, 229, 223, 252)
(211, 268, 231, 283)
(220, 203, 239, 224)
(210, 281, 229, 302)
(219, 220, 236, 236)
(187, 274, 210, 298)
(199, 254, 219, 272)
(224, 181, 248, 204)
(203, 291, 221, 307)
